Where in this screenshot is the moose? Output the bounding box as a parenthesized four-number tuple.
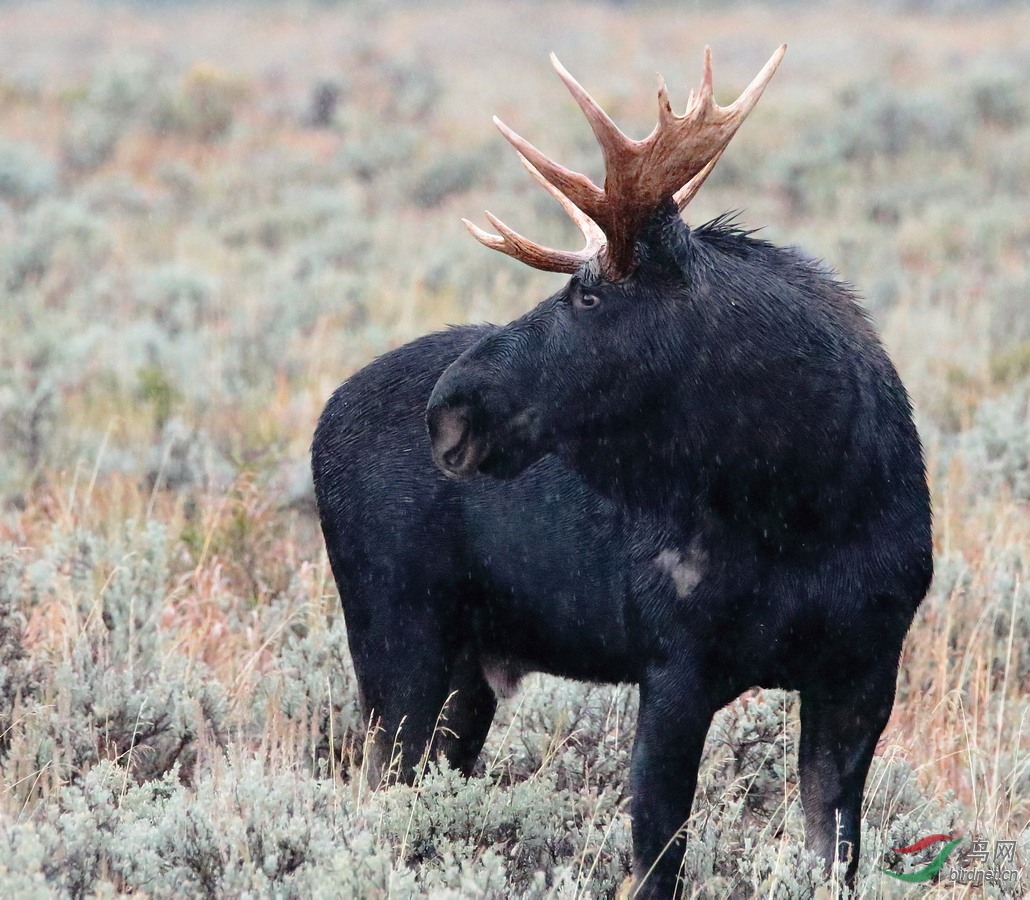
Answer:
(313, 45, 932, 898)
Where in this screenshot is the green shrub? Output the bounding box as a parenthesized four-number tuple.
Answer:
(0, 141, 56, 207)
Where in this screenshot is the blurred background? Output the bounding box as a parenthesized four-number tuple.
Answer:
(0, 1, 1027, 896)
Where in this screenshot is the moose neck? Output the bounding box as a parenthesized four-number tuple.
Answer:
(558, 221, 894, 558)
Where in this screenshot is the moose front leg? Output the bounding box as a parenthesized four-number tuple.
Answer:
(798, 668, 897, 888)
(625, 674, 718, 900)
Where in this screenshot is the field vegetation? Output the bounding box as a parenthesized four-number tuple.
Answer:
(0, 1, 1027, 896)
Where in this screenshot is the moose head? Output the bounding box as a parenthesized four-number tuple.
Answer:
(427, 46, 787, 506)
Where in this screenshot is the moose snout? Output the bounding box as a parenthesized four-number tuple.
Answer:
(427, 400, 490, 479)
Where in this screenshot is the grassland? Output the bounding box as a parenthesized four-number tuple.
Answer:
(0, 1, 1027, 896)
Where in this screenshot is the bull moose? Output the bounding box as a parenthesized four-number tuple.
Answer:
(313, 45, 932, 898)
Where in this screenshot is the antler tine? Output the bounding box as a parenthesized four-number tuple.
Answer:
(550, 53, 635, 170)
(461, 214, 585, 274)
(493, 116, 605, 222)
(720, 44, 786, 121)
(516, 152, 606, 248)
(673, 144, 725, 211)
(690, 46, 715, 117)
(656, 75, 676, 127)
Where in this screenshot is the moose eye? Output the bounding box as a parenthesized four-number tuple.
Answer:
(573, 292, 601, 311)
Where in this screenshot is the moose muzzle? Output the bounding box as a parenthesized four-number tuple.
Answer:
(427, 401, 492, 479)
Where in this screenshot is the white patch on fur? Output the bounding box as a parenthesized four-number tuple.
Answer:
(481, 657, 525, 699)
(654, 542, 706, 598)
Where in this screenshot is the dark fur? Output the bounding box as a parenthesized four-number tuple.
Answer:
(420, 204, 933, 897)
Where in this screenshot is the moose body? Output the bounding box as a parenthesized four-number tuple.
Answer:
(315, 45, 932, 899)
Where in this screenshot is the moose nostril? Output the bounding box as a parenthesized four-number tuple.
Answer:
(428, 404, 472, 468)
(441, 417, 470, 467)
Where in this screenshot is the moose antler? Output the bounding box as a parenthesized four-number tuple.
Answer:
(463, 45, 786, 280)
(462, 153, 605, 274)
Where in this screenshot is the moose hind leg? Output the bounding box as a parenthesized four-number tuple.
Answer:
(350, 604, 458, 788)
(434, 645, 498, 776)
(798, 668, 897, 886)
